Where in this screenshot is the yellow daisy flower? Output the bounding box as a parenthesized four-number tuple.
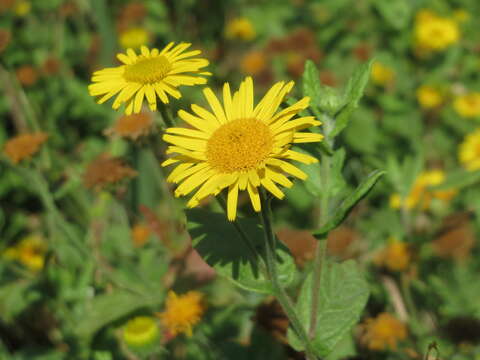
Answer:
(416, 85, 443, 109)
(459, 128, 480, 171)
(88, 44, 210, 114)
(157, 290, 205, 337)
(453, 92, 480, 118)
(161, 77, 323, 221)
(360, 313, 407, 351)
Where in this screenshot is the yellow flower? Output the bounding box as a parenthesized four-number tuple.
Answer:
(3, 132, 48, 164)
(162, 77, 323, 221)
(119, 27, 150, 50)
(122, 316, 159, 347)
(459, 128, 480, 171)
(416, 85, 443, 109)
(371, 62, 395, 86)
(225, 17, 256, 41)
(453, 92, 480, 118)
(157, 291, 204, 337)
(414, 10, 459, 51)
(89, 44, 210, 114)
(360, 313, 407, 351)
(375, 238, 411, 272)
(14, 0, 30, 16)
(4, 235, 47, 272)
(390, 170, 456, 210)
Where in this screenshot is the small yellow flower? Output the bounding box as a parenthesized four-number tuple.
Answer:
(416, 85, 443, 109)
(122, 316, 159, 347)
(162, 77, 323, 221)
(14, 0, 30, 16)
(89, 44, 210, 114)
(414, 10, 460, 51)
(360, 313, 407, 351)
(390, 170, 456, 210)
(375, 238, 411, 272)
(459, 128, 480, 171)
(3, 133, 48, 164)
(157, 291, 205, 337)
(119, 27, 150, 50)
(241, 51, 267, 75)
(371, 62, 395, 86)
(131, 223, 151, 247)
(225, 17, 256, 41)
(4, 235, 47, 272)
(453, 92, 480, 118)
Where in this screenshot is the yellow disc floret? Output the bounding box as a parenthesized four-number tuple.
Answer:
(123, 56, 172, 84)
(206, 118, 273, 173)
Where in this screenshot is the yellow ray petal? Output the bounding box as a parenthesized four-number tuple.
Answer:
(247, 182, 261, 212)
(203, 88, 228, 124)
(227, 182, 239, 221)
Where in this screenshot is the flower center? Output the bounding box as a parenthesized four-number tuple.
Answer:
(206, 118, 273, 173)
(123, 56, 171, 83)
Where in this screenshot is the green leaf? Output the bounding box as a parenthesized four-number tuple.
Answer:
(287, 260, 369, 356)
(329, 148, 347, 197)
(315, 170, 385, 237)
(332, 60, 373, 137)
(373, 0, 412, 30)
(430, 169, 480, 191)
(76, 290, 158, 341)
(187, 209, 296, 294)
(302, 60, 343, 115)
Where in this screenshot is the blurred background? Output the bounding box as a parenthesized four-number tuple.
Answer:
(1, 0, 480, 359)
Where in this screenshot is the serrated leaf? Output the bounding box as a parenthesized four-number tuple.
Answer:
(287, 260, 369, 356)
(332, 60, 373, 137)
(187, 209, 295, 294)
(315, 170, 385, 237)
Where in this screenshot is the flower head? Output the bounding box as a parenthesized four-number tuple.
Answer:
(416, 85, 443, 109)
(131, 223, 151, 247)
(390, 170, 456, 210)
(459, 128, 480, 171)
(0, 29, 10, 53)
(122, 316, 159, 347)
(16, 65, 38, 87)
(414, 10, 459, 52)
(119, 27, 150, 50)
(374, 238, 411, 272)
(14, 0, 30, 16)
(157, 291, 204, 337)
(241, 51, 268, 76)
(89, 44, 210, 114)
(105, 112, 154, 140)
(453, 92, 480, 118)
(83, 154, 137, 190)
(225, 17, 255, 41)
(162, 77, 323, 220)
(371, 62, 395, 87)
(3, 235, 47, 272)
(3, 132, 48, 164)
(360, 313, 407, 351)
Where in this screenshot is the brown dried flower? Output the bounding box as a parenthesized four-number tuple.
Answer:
(433, 213, 475, 260)
(3, 132, 48, 164)
(105, 112, 154, 140)
(0, 29, 10, 53)
(83, 154, 137, 190)
(131, 223, 151, 247)
(16, 65, 38, 87)
(42, 57, 61, 76)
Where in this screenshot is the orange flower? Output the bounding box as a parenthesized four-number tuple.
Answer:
(42, 57, 61, 75)
(16, 65, 38, 87)
(131, 223, 151, 247)
(157, 291, 205, 337)
(240, 51, 267, 76)
(360, 313, 407, 351)
(375, 238, 411, 272)
(3, 133, 48, 164)
(105, 112, 154, 140)
(83, 154, 137, 190)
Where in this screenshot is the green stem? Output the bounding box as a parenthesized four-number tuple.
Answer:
(259, 189, 317, 360)
(308, 237, 327, 338)
(158, 103, 176, 128)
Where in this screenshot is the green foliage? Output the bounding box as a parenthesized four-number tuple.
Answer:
(287, 260, 369, 357)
